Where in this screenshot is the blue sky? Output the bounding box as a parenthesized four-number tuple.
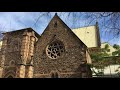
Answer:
(0, 12, 120, 46)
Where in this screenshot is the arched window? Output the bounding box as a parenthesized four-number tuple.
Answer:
(51, 73, 55, 78)
(54, 72, 58, 78)
(54, 21, 57, 28)
(9, 60, 15, 67)
(4, 71, 15, 78)
(7, 75, 13, 78)
(51, 72, 59, 78)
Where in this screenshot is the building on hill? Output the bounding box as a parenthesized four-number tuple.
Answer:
(0, 13, 92, 78)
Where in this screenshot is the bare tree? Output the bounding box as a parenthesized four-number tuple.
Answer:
(58, 12, 120, 42)
(34, 12, 120, 38)
(0, 12, 120, 41)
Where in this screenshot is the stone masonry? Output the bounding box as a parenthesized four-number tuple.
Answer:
(0, 13, 92, 78)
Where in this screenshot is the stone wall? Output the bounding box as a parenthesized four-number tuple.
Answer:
(0, 14, 92, 78)
(0, 28, 38, 78)
(33, 14, 91, 78)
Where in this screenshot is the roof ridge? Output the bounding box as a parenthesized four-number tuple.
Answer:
(72, 25, 96, 30)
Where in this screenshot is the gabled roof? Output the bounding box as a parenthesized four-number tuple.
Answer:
(41, 13, 87, 48)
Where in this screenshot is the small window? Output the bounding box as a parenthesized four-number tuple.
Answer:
(54, 72, 58, 78)
(9, 61, 15, 67)
(54, 21, 57, 28)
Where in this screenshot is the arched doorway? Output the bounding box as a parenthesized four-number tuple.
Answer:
(4, 71, 15, 78)
(7, 75, 13, 78)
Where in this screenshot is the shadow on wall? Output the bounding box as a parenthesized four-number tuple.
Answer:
(69, 64, 92, 78)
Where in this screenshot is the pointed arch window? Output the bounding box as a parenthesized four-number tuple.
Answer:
(54, 21, 57, 28)
(9, 60, 15, 67)
(51, 72, 59, 78)
(7, 75, 13, 78)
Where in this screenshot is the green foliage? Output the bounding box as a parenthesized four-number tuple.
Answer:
(112, 44, 120, 56)
(91, 44, 112, 71)
(101, 44, 110, 53)
(105, 44, 109, 50)
(112, 51, 118, 56)
(91, 47, 110, 69)
(91, 43, 120, 76)
(113, 44, 120, 50)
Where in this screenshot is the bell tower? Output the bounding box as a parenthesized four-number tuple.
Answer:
(0, 28, 39, 78)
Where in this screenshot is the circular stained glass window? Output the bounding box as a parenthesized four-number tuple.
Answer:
(46, 41, 65, 59)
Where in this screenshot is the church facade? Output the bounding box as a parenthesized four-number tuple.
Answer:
(0, 13, 92, 78)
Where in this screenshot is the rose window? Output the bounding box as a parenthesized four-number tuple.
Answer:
(46, 41, 65, 59)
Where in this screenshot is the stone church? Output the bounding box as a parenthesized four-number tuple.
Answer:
(0, 13, 92, 78)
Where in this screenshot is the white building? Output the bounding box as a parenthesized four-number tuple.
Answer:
(72, 23, 120, 77)
(72, 23, 101, 48)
